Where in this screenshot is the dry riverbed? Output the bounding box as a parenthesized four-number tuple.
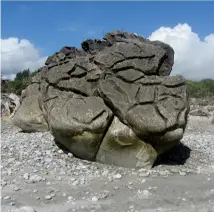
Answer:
(1, 116, 214, 212)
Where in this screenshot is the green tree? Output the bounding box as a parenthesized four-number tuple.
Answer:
(15, 69, 30, 80)
(1, 69, 40, 95)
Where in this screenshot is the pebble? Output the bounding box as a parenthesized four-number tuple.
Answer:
(2, 181, 7, 186)
(92, 196, 98, 202)
(113, 173, 122, 179)
(29, 175, 42, 183)
(139, 172, 150, 177)
(16, 206, 36, 212)
(68, 153, 73, 157)
(67, 196, 73, 201)
(170, 168, 178, 173)
(142, 189, 151, 197)
(23, 173, 30, 180)
(3, 195, 11, 200)
(44, 195, 52, 200)
(13, 186, 20, 191)
(141, 179, 146, 183)
(179, 171, 186, 176)
(50, 193, 56, 197)
(58, 149, 63, 154)
(72, 180, 79, 186)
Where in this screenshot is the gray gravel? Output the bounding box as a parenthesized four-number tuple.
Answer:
(1, 115, 214, 212)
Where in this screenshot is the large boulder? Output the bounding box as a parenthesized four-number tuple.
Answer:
(12, 82, 49, 132)
(13, 30, 189, 169)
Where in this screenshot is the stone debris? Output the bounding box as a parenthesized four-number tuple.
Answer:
(44, 195, 52, 200)
(113, 173, 122, 179)
(15, 206, 36, 212)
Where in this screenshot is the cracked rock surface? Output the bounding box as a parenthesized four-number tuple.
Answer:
(12, 30, 189, 168)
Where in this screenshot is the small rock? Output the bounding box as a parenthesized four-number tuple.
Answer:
(58, 149, 63, 154)
(16, 206, 36, 212)
(72, 180, 79, 186)
(50, 193, 56, 197)
(2, 181, 7, 186)
(3, 195, 11, 200)
(139, 172, 149, 177)
(13, 186, 20, 191)
(179, 171, 186, 176)
(102, 170, 109, 176)
(141, 179, 146, 183)
(23, 173, 30, 180)
(44, 195, 52, 200)
(29, 175, 42, 183)
(68, 153, 73, 157)
(92, 196, 98, 202)
(68, 196, 73, 201)
(170, 168, 178, 173)
(142, 189, 151, 197)
(9, 202, 15, 206)
(113, 173, 122, 179)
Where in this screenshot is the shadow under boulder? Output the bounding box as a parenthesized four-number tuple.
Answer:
(154, 142, 191, 166)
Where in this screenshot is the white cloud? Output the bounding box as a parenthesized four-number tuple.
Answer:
(1, 37, 47, 79)
(148, 23, 214, 80)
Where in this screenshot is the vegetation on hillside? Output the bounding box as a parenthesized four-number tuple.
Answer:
(186, 79, 214, 98)
(1, 69, 214, 98)
(1, 69, 39, 95)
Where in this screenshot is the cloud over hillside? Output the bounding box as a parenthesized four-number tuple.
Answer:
(148, 23, 214, 80)
(1, 38, 47, 79)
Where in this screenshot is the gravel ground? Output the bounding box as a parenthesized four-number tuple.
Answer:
(1, 115, 214, 212)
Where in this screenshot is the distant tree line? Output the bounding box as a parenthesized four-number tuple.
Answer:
(1, 69, 214, 98)
(1, 69, 39, 95)
(187, 79, 214, 98)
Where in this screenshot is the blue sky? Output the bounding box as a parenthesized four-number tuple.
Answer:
(1, 1, 214, 80)
(2, 1, 214, 56)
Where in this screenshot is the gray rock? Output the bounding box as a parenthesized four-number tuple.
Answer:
(12, 84, 49, 132)
(12, 30, 189, 169)
(23, 173, 30, 180)
(44, 195, 52, 200)
(16, 206, 36, 212)
(113, 173, 122, 179)
(3, 195, 11, 200)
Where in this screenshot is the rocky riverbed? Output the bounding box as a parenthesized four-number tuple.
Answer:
(1, 115, 214, 212)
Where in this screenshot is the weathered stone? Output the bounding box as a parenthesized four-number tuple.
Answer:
(48, 96, 113, 161)
(96, 117, 157, 168)
(12, 84, 49, 132)
(12, 30, 189, 169)
(81, 39, 109, 53)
